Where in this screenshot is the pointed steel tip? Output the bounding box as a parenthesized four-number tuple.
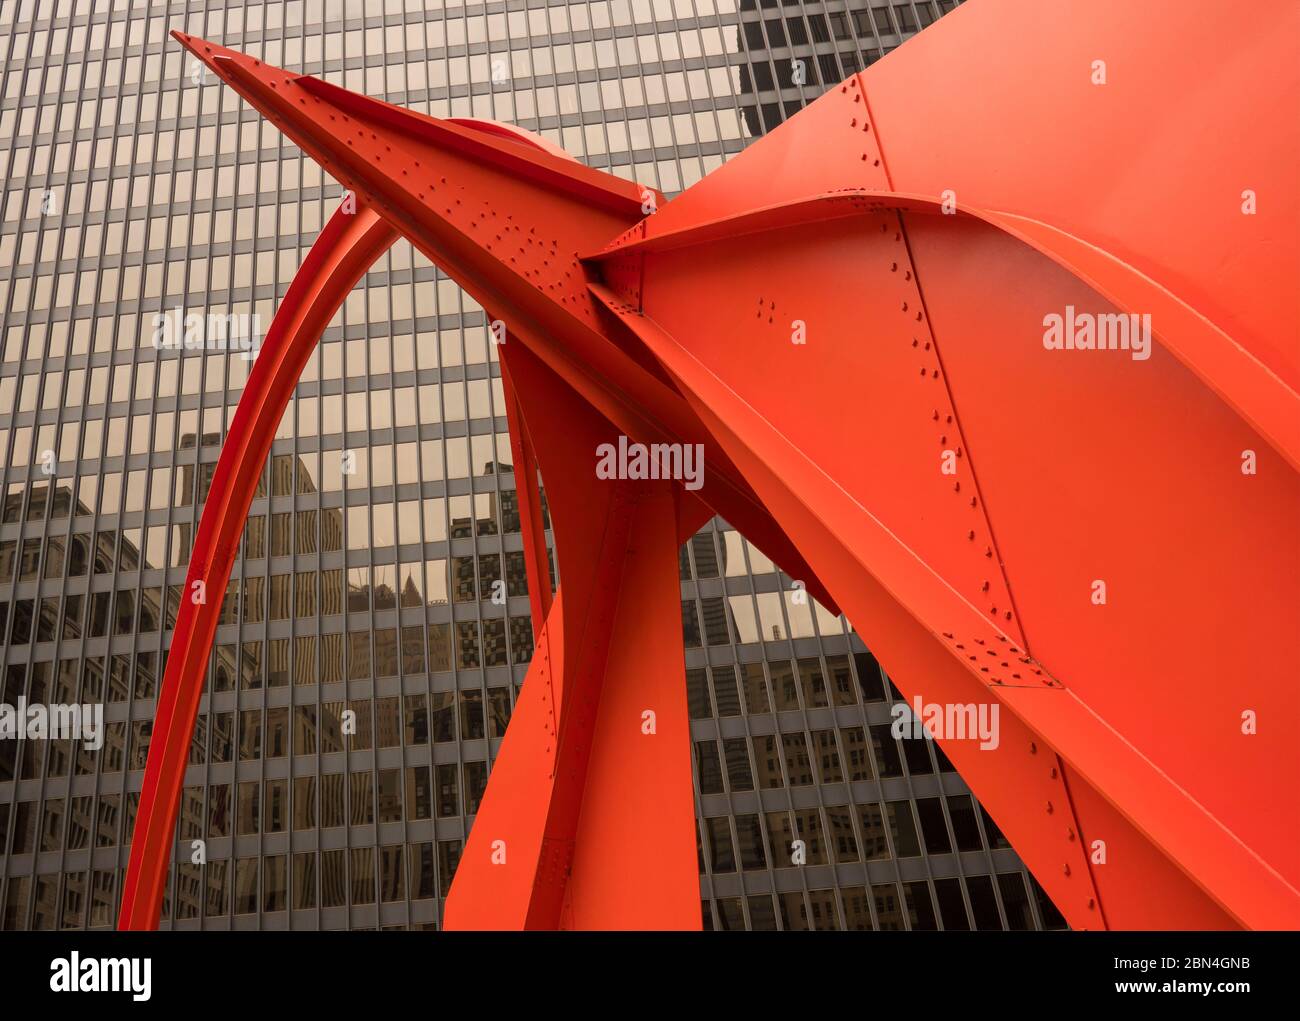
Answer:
(170, 31, 198, 63)
(170, 30, 208, 56)
(171, 31, 248, 67)
(171, 31, 222, 71)
(171, 33, 270, 92)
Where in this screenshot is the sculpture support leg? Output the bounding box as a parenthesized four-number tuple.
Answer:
(558, 483, 700, 929)
(444, 342, 700, 929)
(443, 480, 698, 930)
(117, 204, 398, 930)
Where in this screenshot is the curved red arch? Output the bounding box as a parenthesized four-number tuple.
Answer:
(119, 204, 399, 929)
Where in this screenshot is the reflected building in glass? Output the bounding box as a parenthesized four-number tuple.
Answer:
(0, 0, 1061, 931)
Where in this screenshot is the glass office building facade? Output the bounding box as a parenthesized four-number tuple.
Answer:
(0, 0, 1062, 931)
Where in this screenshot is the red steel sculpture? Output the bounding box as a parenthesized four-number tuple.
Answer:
(119, 1, 1300, 931)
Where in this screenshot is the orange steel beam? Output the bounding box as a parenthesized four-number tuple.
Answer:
(122, 2, 1298, 931)
(117, 203, 399, 929)
(441, 338, 709, 928)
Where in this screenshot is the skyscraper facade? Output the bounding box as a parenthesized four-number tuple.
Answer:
(0, 0, 1061, 931)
